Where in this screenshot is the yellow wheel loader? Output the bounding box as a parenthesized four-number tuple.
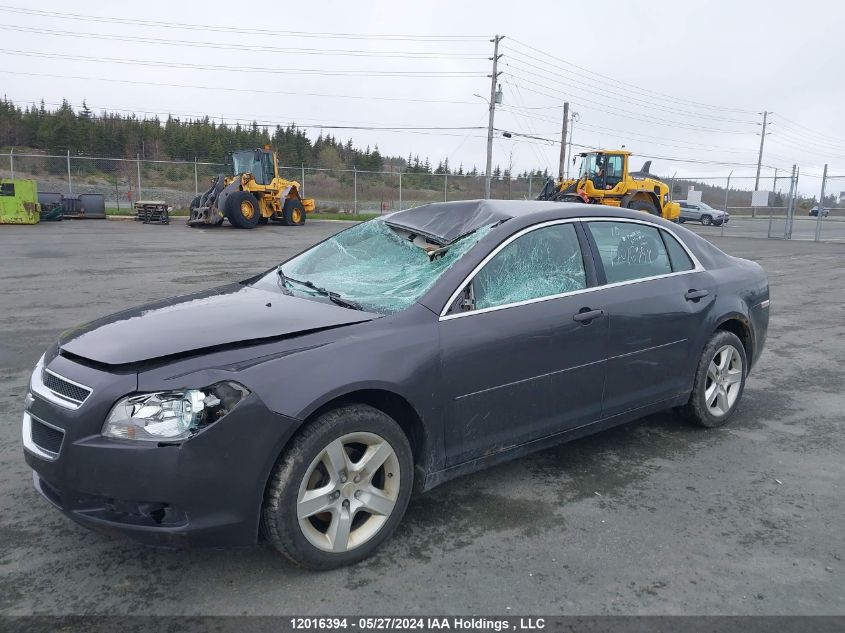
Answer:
(537, 149, 680, 222)
(187, 146, 315, 229)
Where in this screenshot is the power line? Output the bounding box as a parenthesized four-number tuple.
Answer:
(498, 103, 760, 154)
(503, 75, 752, 135)
(0, 69, 479, 106)
(0, 23, 489, 59)
(502, 50, 759, 125)
(770, 113, 845, 146)
(0, 49, 487, 77)
(0, 5, 488, 41)
(506, 37, 757, 115)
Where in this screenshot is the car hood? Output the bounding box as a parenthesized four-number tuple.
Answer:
(58, 283, 380, 366)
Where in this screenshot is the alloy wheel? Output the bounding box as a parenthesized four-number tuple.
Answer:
(297, 432, 400, 552)
(705, 344, 743, 417)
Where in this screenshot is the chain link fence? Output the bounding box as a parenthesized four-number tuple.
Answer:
(2, 149, 842, 241)
(0, 150, 550, 215)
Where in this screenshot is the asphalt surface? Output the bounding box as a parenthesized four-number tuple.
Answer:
(0, 218, 843, 615)
(684, 215, 845, 241)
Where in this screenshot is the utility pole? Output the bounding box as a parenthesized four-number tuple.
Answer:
(484, 35, 503, 200)
(558, 102, 570, 180)
(754, 110, 768, 191)
(565, 112, 579, 179)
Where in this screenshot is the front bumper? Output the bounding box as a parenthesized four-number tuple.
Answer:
(23, 354, 300, 548)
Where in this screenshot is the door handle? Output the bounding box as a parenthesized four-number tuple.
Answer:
(573, 308, 604, 323)
(685, 289, 709, 301)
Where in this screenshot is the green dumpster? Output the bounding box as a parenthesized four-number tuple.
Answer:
(0, 179, 40, 224)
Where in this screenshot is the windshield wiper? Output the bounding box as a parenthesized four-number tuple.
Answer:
(276, 268, 363, 311)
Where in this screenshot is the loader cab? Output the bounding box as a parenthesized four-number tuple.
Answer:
(230, 149, 276, 185)
(578, 151, 626, 191)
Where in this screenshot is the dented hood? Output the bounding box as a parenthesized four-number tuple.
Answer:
(59, 284, 378, 366)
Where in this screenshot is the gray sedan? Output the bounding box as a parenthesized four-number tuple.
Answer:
(22, 200, 768, 569)
(678, 200, 730, 226)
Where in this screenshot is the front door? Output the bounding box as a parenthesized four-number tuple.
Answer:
(439, 222, 608, 466)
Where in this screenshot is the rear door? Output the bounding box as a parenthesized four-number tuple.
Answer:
(438, 221, 608, 466)
(584, 219, 714, 417)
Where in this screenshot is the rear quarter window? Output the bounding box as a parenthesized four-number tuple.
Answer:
(661, 230, 695, 272)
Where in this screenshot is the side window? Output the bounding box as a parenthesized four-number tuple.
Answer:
(679, 202, 688, 209)
(587, 221, 672, 284)
(661, 230, 695, 272)
(472, 224, 586, 310)
(0, 183, 15, 196)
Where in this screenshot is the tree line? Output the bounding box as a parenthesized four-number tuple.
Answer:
(0, 97, 549, 179)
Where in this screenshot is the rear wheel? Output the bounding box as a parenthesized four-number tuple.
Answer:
(680, 330, 747, 428)
(282, 198, 307, 226)
(701, 214, 713, 226)
(262, 404, 413, 569)
(627, 199, 660, 217)
(226, 191, 261, 229)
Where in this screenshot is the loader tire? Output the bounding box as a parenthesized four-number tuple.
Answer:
(282, 198, 306, 226)
(627, 199, 660, 217)
(226, 191, 261, 229)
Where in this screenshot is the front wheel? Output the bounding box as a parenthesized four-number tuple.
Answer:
(680, 330, 747, 428)
(226, 191, 261, 229)
(701, 214, 713, 226)
(262, 404, 413, 569)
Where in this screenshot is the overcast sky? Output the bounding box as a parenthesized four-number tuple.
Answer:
(2, 0, 844, 192)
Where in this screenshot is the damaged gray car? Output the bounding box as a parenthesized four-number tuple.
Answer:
(23, 200, 769, 569)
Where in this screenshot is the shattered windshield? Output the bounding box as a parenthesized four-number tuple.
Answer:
(260, 218, 492, 314)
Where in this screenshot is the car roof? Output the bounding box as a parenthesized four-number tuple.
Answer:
(384, 199, 653, 245)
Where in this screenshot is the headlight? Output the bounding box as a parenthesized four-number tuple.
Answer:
(103, 381, 249, 442)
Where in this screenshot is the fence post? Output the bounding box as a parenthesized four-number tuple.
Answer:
(136, 154, 142, 200)
(9, 147, 13, 179)
(353, 166, 357, 215)
(814, 164, 828, 242)
(786, 166, 799, 239)
(301, 163, 305, 197)
(194, 157, 198, 195)
(444, 173, 448, 202)
(398, 170, 402, 211)
(722, 171, 732, 237)
(528, 175, 532, 199)
(67, 149, 72, 193)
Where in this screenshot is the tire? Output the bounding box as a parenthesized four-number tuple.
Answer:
(282, 198, 307, 226)
(189, 195, 201, 210)
(225, 191, 261, 229)
(627, 199, 660, 217)
(680, 330, 747, 428)
(701, 214, 713, 226)
(258, 216, 269, 225)
(262, 404, 413, 570)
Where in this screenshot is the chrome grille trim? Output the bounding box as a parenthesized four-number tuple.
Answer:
(30, 356, 93, 410)
(22, 411, 65, 461)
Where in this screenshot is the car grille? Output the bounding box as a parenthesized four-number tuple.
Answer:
(42, 370, 92, 405)
(30, 417, 65, 456)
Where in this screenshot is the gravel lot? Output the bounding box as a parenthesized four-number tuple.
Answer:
(0, 218, 843, 615)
